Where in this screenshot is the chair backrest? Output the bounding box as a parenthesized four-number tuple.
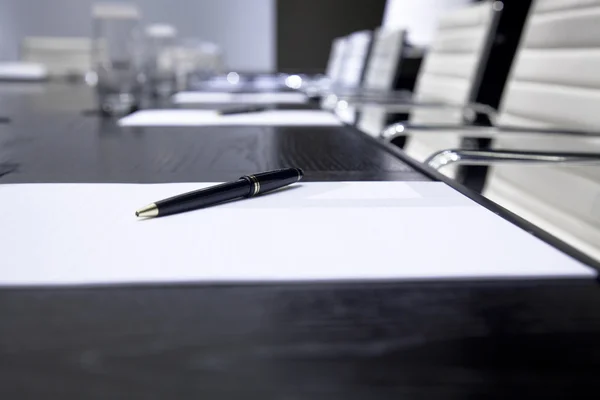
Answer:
(335, 30, 373, 90)
(356, 28, 407, 136)
(402, 1, 503, 169)
(172, 41, 223, 91)
(484, 0, 600, 260)
(21, 37, 93, 78)
(325, 37, 348, 83)
(323, 30, 372, 123)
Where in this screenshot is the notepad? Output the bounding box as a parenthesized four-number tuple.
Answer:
(0, 182, 595, 286)
(118, 109, 343, 126)
(173, 91, 308, 104)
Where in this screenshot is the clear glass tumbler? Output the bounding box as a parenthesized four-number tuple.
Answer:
(173, 40, 224, 91)
(91, 3, 144, 115)
(145, 24, 177, 97)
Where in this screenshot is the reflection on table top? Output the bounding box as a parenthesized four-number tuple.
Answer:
(0, 83, 426, 184)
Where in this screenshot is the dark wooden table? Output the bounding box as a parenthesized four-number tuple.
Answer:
(1, 83, 600, 399)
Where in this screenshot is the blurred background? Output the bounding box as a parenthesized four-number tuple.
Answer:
(0, 0, 475, 73)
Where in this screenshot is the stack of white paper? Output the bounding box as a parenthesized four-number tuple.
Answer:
(173, 91, 308, 104)
(0, 182, 594, 286)
(118, 109, 343, 127)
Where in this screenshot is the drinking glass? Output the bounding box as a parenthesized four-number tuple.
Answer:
(145, 24, 178, 97)
(174, 40, 224, 91)
(91, 3, 143, 115)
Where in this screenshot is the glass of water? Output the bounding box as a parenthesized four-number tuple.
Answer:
(145, 24, 178, 97)
(91, 3, 143, 115)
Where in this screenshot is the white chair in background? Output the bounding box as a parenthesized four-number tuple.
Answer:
(334, 30, 373, 91)
(322, 30, 372, 123)
(401, 0, 502, 173)
(354, 27, 407, 136)
(20, 37, 92, 79)
(341, 1, 501, 145)
(362, 0, 503, 178)
(324, 36, 348, 84)
(301, 36, 349, 96)
(422, 0, 600, 260)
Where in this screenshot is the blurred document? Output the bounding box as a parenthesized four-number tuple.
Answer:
(173, 91, 308, 104)
(0, 182, 595, 286)
(119, 109, 343, 126)
(0, 62, 48, 81)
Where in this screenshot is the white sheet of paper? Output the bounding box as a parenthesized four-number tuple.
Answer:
(0, 182, 595, 286)
(0, 62, 48, 80)
(118, 109, 343, 127)
(252, 77, 286, 90)
(173, 91, 308, 104)
(193, 78, 248, 90)
(192, 78, 286, 91)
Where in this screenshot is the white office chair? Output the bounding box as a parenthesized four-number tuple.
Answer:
(322, 30, 372, 123)
(423, 0, 600, 260)
(342, 1, 502, 168)
(355, 28, 407, 136)
(379, 1, 502, 179)
(301, 35, 355, 96)
(322, 36, 349, 87)
(335, 31, 373, 90)
(20, 37, 93, 79)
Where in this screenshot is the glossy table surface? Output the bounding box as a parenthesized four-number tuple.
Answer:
(1, 83, 599, 399)
(0, 84, 425, 184)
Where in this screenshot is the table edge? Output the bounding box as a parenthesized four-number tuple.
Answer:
(345, 124, 600, 274)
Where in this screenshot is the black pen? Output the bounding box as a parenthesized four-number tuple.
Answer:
(218, 105, 269, 115)
(135, 168, 303, 218)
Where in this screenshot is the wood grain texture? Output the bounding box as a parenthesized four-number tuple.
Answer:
(1, 280, 600, 399)
(0, 85, 425, 184)
(1, 83, 600, 399)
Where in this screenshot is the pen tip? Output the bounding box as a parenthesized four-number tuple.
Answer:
(135, 204, 159, 218)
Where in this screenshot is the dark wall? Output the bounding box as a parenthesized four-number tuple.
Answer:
(276, 0, 386, 73)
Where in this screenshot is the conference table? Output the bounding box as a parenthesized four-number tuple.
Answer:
(1, 83, 600, 399)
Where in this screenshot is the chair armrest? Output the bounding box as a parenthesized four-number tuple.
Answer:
(339, 98, 496, 120)
(334, 89, 413, 101)
(426, 149, 600, 170)
(319, 91, 415, 108)
(381, 123, 600, 141)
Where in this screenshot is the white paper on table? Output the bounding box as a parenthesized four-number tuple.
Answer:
(252, 77, 286, 90)
(118, 109, 343, 127)
(194, 77, 248, 91)
(0, 182, 595, 287)
(173, 91, 308, 104)
(0, 62, 48, 80)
